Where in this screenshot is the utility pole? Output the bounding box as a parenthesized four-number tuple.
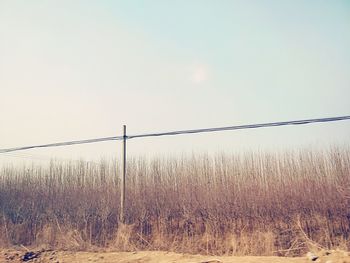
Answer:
(120, 125, 127, 223)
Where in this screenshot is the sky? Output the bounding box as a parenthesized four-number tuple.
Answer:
(0, 0, 350, 165)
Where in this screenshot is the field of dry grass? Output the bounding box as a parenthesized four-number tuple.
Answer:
(0, 147, 349, 256)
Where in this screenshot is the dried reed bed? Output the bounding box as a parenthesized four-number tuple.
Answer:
(0, 147, 349, 255)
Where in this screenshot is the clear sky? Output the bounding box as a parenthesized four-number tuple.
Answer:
(0, 0, 350, 164)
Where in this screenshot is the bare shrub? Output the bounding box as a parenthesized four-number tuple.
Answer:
(0, 147, 349, 255)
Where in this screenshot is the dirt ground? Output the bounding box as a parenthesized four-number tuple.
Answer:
(0, 249, 349, 263)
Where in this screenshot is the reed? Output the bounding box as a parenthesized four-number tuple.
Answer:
(0, 147, 349, 255)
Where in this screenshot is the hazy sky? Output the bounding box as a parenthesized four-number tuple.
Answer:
(1, 0, 350, 164)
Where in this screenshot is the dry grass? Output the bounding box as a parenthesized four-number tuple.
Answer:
(0, 147, 349, 256)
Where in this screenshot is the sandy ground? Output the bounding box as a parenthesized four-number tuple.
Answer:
(0, 249, 349, 263)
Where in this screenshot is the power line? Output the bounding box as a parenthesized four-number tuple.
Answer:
(0, 136, 124, 154)
(128, 115, 350, 139)
(0, 115, 349, 154)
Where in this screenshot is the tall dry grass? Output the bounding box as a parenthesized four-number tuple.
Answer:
(0, 147, 349, 255)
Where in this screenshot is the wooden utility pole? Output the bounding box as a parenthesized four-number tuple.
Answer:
(120, 125, 127, 223)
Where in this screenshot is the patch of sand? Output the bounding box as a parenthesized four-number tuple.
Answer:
(0, 249, 349, 263)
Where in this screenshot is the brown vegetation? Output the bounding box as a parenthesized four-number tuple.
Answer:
(0, 147, 349, 256)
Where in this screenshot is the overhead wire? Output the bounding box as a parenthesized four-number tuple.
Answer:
(0, 115, 349, 154)
(0, 135, 124, 154)
(128, 115, 350, 139)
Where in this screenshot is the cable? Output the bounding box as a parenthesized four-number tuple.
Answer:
(0, 115, 349, 154)
(0, 136, 124, 154)
(128, 115, 350, 139)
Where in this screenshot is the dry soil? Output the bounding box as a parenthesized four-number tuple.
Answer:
(1, 249, 349, 263)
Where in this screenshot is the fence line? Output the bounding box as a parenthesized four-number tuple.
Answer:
(0, 115, 350, 154)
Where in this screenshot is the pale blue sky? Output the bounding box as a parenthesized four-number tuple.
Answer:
(0, 0, 349, 164)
